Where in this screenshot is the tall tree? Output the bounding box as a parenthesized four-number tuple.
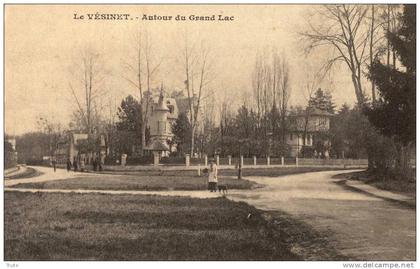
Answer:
(68, 47, 106, 135)
(181, 33, 213, 156)
(116, 95, 142, 134)
(308, 88, 336, 113)
(172, 112, 192, 155)
(123, 30, 161, 153)
(366, 4, 415, 178)
(252, 49, 291, 152)
(301, 5, 377, 106)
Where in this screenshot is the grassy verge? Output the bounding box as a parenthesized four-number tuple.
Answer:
(12, 174, 258, 191)
(335, 170, 416, 197)
(5, 167, 42, 180)
(224, 166, 358, 177)
(5, 191, 300, 261)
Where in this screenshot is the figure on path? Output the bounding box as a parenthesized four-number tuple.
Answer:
(73, 157, 78, 172)
(52, 156, 56, 173)
(208, 159, 218, 192)
(66, 158, 72, 172)
(93, 158, 97, 171)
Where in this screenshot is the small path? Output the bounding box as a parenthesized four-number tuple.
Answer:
(5, 166, 108, 187)
(4, 165, 25, 178)
(5, 166, 21, 176)
(346, 179, 413, 202)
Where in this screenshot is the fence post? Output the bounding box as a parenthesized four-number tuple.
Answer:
(153, 152, 159, 166)
(185, 154, 190, 167)
(253, 156, 257, 166)
(281, 156, 284, 166)
(198, 164, 201, 176)
(216, 155, 220, 166)
(238, 157, 242, 180)
(204, 155, 208, 166)
(228, 155, 232, 166)
(296, 156, 299, 167)
(240, 155, 244, 167)
(267, 156, 270, 166)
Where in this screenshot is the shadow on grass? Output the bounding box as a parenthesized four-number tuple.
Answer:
(5, 191, 308, 261)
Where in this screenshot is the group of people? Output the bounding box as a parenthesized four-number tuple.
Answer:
(65, 157, 102, 172)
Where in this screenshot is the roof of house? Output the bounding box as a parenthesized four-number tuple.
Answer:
(145, 140, 170, 152)
(175, 98, 191, 116)
(289, 107, 334, 117)
(151, 92, 168, 112)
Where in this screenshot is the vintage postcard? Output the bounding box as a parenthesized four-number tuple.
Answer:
(3, 3, 416, 266)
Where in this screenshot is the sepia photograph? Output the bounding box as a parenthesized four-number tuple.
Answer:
(3, 2, 417, 265)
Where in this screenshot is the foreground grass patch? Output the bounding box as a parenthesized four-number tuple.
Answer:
(12, 174, 257, 191)
(5, 191, 299, 260)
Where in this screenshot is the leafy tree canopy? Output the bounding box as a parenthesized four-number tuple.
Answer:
(116, 95, 142, 133)
(366, 4, 415, 146)
(308, 88, 336, 114)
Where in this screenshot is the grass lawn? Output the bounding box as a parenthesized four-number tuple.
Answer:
(221, 166, 357, 177)
(12, 174, 258, 191)
(5, 191, 300, 261)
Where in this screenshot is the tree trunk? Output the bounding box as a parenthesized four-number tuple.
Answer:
(351, 74, 364, 106)
(190, 125, 195, 156)
(387, 5, 391, 66)
(370, 5, 376, 102)
(141, 124, 146, 150)
(395, 142, 412, 180)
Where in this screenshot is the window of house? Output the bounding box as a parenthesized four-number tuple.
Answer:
(320, 117, 327, 127)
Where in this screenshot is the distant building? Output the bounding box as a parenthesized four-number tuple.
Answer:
(144, 89, 203, 155)
(286, 107, 333, 157)
(55, 132, 108, 164)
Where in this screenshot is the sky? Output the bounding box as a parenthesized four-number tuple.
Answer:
(5, 4, 361, 135)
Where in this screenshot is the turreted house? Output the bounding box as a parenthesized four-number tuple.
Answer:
(144, 89, 203, 156)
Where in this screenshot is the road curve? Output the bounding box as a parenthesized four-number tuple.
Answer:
(228, 170, 415, 260)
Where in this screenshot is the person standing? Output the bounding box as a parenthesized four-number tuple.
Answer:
(98, 156, 103, 172)
(93, 158, 97, 171)
(66, 158, 72, 172)
(208, 159, 218, 192)
(80, 158, 85, 172)
(73, 157, 78, 172)
(52, 156, 57, 173)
